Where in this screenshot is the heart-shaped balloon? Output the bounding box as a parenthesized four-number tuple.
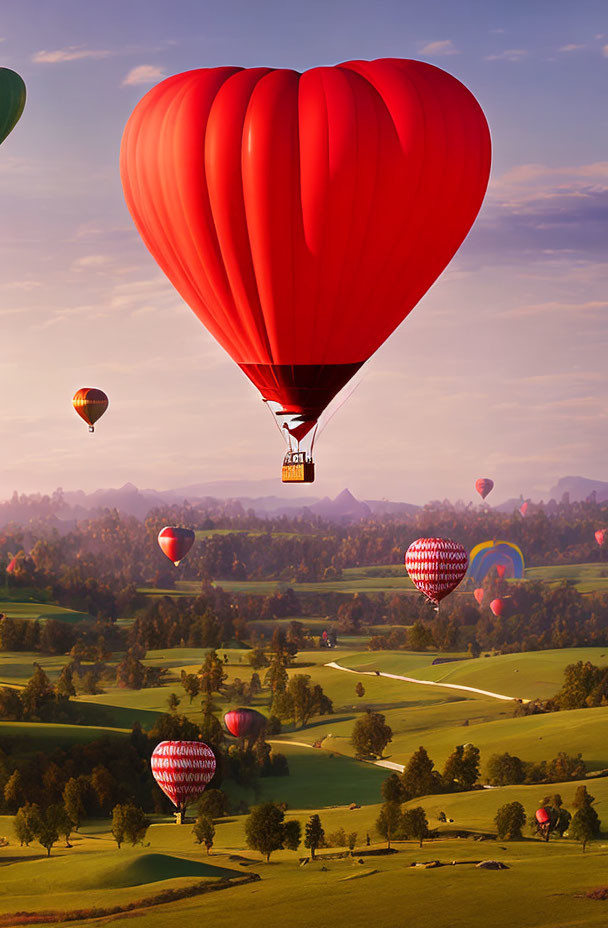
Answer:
(121, 59, 490, 437)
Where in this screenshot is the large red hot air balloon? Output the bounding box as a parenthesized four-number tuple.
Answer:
(151, 741, 215, 816)
(489, 598, 505, 617)
(120, 59, 491, 482)
(473, 588, 484, 605)
(157, 526, 195, 566)
(224, 707, 266, 741)
(405, 538, 468, 607)
(475, 478, 494, 500)
(596, 530, 606, 547)
(72, 388, 109, 432)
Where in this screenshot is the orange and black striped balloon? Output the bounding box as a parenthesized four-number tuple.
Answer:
(72, 388, 109, 432)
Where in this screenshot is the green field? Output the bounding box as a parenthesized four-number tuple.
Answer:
(138, 560, 608, 599)
(0, 600, 92, 624)
(3, 638, 608, 927)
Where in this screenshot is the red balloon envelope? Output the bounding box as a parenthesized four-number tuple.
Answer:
(405, 538, 468, 606)
(535, 808, 551, 825)
(596, 530, 606, 547)
(473, 588, 484, 605)
(157, 526, 195, 566)
(475, 478, 494, 500)
(151, 740, 216, 810)
(496, 564, 506, 579)
(224, 707, 266, 739)
(120, 59, 490, 470)
(490, 598, 505, 617)
(519, 502, 528, 517)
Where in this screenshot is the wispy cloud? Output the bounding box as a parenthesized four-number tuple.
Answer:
(122, 65, 166, 86)
(603, 44, 608, 57)
(463, 162, 608, 264)
(418, 39, 460, 56)
(558, 44, 586, 52)
(32, 46, 113, 64)
(71, 254, 112, 271)
(485, 48, 527, 61)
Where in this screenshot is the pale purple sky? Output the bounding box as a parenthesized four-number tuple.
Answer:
(0, 0, 606, 504)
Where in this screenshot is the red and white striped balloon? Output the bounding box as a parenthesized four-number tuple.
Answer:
(405, 537, 468, 605)
(151, 740, 216, 810)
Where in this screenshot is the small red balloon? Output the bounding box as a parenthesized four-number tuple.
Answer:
(519, 502, 528, 517)
(490, 598, 505, 617)
(158, 526, 195, 566)
(473, 588, 484, 605)
(475, 478, 494, 500)
(596, 529, 606, 547)
(535, 808, 551, 825)
(224, 708, 266, 739)
(496, 564, 506, 579)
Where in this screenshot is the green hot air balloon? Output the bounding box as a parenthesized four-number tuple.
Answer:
(0, 68, 26, 146)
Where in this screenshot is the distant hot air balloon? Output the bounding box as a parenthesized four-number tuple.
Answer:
(72, 388, 109, 432)
(151, 740, 215, 816)
(535, 808, 551, 825)
(519, 502, 528, 517)
(157, 527, 195, 566)
(474, 588, 484, 605)
(405, 538, 468, 607)
(496, 564, 506, 580)
(475, 478, 494, 500)
(468, 540, 525, 583)
(6, 555, 18, 574)
(489, 598, 505, 617)
(224, 708, 265, 741)
(596, 530, 606, 547)
(0, 68, 26, 147)
(120, 59, 491, 482)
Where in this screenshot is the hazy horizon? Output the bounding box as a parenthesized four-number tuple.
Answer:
(0, 0, 606, 504)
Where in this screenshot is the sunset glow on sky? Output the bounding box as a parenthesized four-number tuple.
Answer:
(0, 0, 606, 503)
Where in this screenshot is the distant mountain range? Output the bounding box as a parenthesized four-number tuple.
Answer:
(548, 476, 608, 503)
(0, 476, 604, 526)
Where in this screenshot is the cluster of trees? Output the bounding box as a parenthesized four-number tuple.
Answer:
(485, 751, 587, 786)
(553, 661, 608, 709)
(495, 785, 601, 851)
(13, 798, 150, 856)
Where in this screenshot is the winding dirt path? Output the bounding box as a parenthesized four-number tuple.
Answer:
(324, 660, 527, 703)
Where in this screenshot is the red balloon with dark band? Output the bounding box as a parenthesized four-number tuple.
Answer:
(475, 478, 494, 500)
(157, 526, 195, 566)
(490, 598, 505, 617)
(224, 707, 266, 739)
(151, 740, 215, 811)
(120, 59, 490, 476)
(72, 388, 109, 433)
(405, 538, 468, 605)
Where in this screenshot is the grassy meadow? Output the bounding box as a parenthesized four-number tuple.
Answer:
(2, 571, 608, 926)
